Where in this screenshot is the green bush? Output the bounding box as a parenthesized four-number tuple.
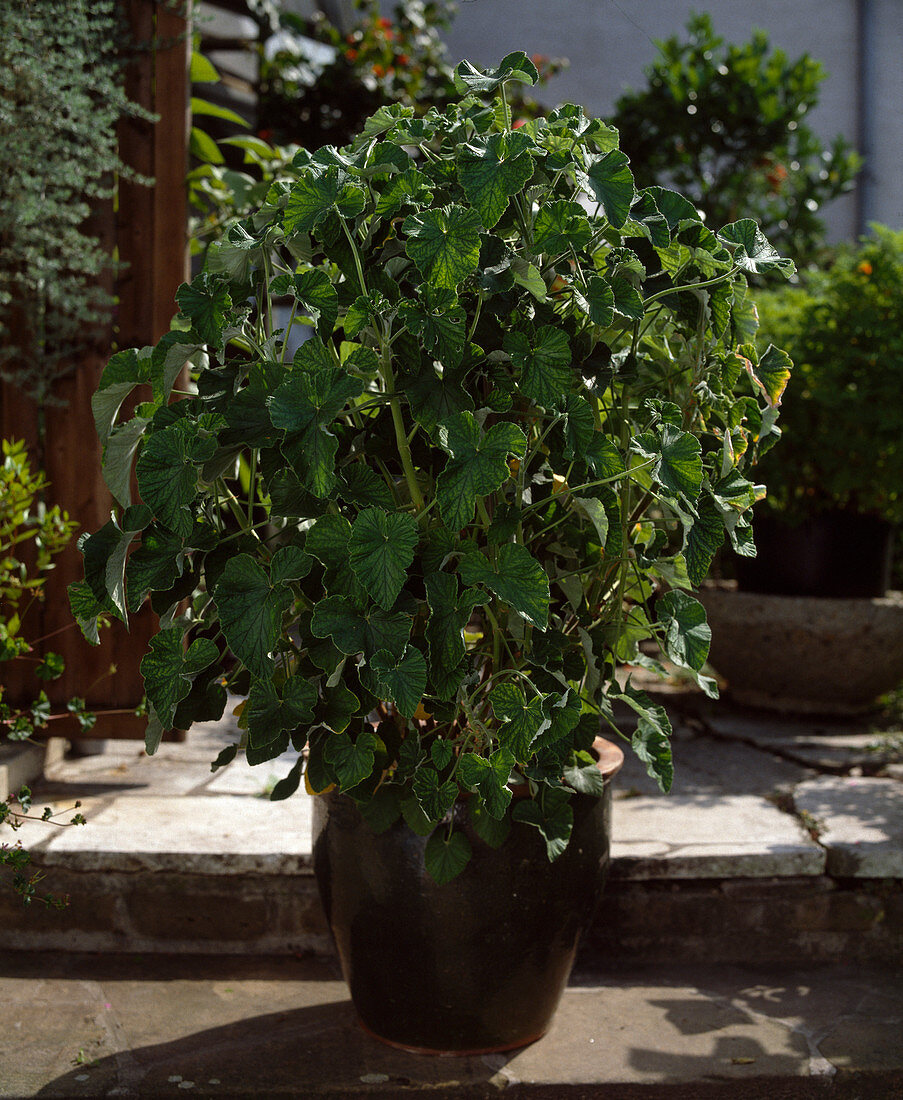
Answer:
(754, 225, 903, 523)
(610, 13, 860, 268)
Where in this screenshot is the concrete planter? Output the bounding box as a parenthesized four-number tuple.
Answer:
(697, 581, 903, 714)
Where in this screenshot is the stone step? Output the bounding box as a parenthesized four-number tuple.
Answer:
(3, 697, 901, 963)
(4, 951, 902, 1098)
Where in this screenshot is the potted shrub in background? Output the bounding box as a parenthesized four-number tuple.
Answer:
(700, 226, 903, 712)
(72, 54, 793, 1052)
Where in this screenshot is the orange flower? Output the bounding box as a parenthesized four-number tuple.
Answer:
(345, 48, 358, 61)
(372, 63, 386, 77)
(858, 261, 873, 276)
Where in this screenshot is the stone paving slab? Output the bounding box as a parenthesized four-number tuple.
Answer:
(794, 776, 903, 877)
(31, 794, 315, 875)
(3, 952, 901, 1098)
(611, 795, 825, 879)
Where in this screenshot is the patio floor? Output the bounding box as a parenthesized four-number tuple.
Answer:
(3, 683, 902, 1095)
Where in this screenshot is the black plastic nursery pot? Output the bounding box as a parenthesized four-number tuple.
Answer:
(312, 738, 624, 1055)
(735, 511, 894, 598)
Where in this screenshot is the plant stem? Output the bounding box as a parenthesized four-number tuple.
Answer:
(379, 353, 424, 513)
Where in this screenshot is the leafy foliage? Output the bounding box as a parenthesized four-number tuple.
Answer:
(610, 13, 860, 267)
(0, 0, 151, 402)
(76, 60, 792, 883)
(753, 225, 903, 524)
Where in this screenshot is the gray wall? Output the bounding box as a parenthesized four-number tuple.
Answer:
(442, 0, 902, 240)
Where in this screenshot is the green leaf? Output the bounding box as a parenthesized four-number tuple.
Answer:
(67, 579, 106, 646)
(349, 508, 418, 610)
(512, 789, 573, 861)
(615, 681, 673, 793)
(140, 628, 218, 729)
(580, 150, 635, 228)
(718, 220, 795, 277)
(190, 51, 219, 83)
(611, 275, 645, 321)
(424, 572, 483, 691)
(102, 418, 149, 508)
(214, 554, 291, 677)
(490, 682, 550, 763)
(337, 464, 395, 511)
(533, 200, 592, 255)
(190, 126, 223, 165)
(370, 645, 427, 719)
(460, 543, 550, 631)
(399, 286, 466, 367)
(374, 167, 434, 218)
(403, 205, 482, 290)
(457, 130, 535, 229)
(453, 52, 539, 95)
(413, 767, 458, 821)
(270, 269, 338, 339)
(190, 96, 249, 127)
(633, 424, 703, 502)
(311, 596, 411, 658)
(269, 758, 304, 802)
(270, 545, 313, 585)
(747, 344, 792, 408)
(136, 421, 214, 537)
(469, 800, 512, 848)
(175, 273, 232, 348)
(655, 590, 710, 671)
(304, 513, 352, 569)
(325, 728, 378, 790)
(457, 747, 514, 819)
(505, 326, 572, 408)
(246, 674, 316, 747)
(574, 275, 615, 329)
(563, 751, 606, 796)
(425, 828, 472, 884)
(436, 412, 526, 530)
(683, 493, 725, 587)
(284, 166, 366, 234)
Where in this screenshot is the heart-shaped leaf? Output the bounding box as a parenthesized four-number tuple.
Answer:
(349, 507, 418, 610)
(403, 204, 482, 290)
(460, 543, 550, 630)
(436, 412, 527, 529)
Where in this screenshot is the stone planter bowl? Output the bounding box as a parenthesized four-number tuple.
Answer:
(697, 581, 903, 714)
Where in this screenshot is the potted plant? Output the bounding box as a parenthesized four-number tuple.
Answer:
(700, 226, 903, 712)
(72, 54, 793, 1052)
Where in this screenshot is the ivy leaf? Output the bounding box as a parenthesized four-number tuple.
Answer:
(425, 829, 472, 884)
(489, 682, 550, 763)
(349, 507, 418, 610)
(175, 273, 232, 348)
(269, 269, 338, 339)
(325, 728, 378, 790)
(460, 543, 550, 630)
(140, 628, 219, 729)
(311, 596, 411, 658)
(370, 645, 427, 718)
(399, 286, 466, 367)
(403, 204, 482, 290)
(436, 412, 526, 530)
(533, 200, 592, 255)
(579, 150, 635, 229)
(504, 327, 572, 408)
(284, 166, 366, 234)
(214, 554, 292, 677)
(453, 52, 539, 95)
(718, 220, 796, 277)
(512, 788, 573, 861)
(655, 590, 711, 672)
(457, 130, 535, 229)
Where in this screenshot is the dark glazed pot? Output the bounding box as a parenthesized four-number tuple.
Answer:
(312, 738, 623, 1055)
